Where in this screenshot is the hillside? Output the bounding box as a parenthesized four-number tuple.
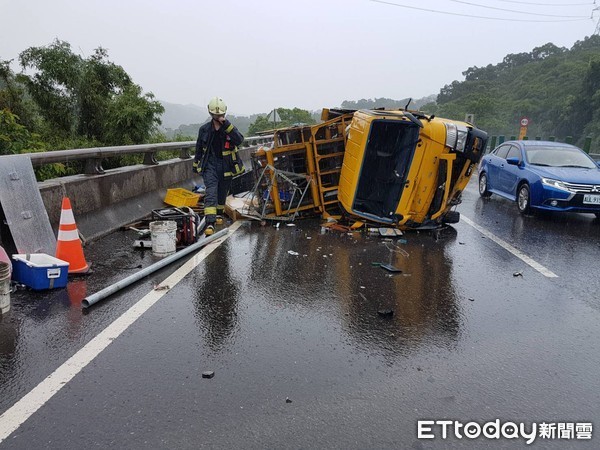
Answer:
(159, 101, 207, 130)
(430, 35, 600, 145)
(341, 95, 436, 110)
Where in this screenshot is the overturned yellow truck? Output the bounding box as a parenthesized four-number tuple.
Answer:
(249, 108, 488, 229)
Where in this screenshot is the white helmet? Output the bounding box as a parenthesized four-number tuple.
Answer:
(208, 97, 227, 115)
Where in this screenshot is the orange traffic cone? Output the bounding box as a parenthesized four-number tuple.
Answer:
(56, 197, 90, 274)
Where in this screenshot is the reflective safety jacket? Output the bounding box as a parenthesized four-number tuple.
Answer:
(194, 120, 245, 177)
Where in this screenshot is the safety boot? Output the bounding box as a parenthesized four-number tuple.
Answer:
(204, 224, 215, 236)
(215, 215, 224, 225)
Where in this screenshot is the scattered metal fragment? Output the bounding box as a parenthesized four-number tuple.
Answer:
(287, 250, 300, 256)
(459, 241, 466, 245)
(378, 309, 394, 317)
(380, 264, 402, 273)
(154, 284, 170, 291)
(468, 297, 475, 302)
(202, 371, 215, 379)
(513, 271, 523, 277)
(286, 397, 292, 403)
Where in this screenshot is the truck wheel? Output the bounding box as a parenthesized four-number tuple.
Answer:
(443, 210, 460, 224)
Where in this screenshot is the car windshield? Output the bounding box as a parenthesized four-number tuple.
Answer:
(525, 146, 597, 169)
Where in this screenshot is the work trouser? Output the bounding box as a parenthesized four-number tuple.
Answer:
(203, 153, 231, 224)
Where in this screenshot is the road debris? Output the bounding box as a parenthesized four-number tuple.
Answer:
(286, 397, 293, 403)
(153, 284, 170, 291)
(468, 297, 475, 302)
(132, 240, 152, 249)
(384, 242, 409, 258)
(287, 250, 300, 256)
(378, 309, 394, 317)
(513, 271, 523, 277)
(202, 371, 215, 379)
(380, 264, 402, 273)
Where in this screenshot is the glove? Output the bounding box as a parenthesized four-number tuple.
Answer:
(192, 160, 200, 173)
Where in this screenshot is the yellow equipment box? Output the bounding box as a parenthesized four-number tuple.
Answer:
(164, 188, 200, 207)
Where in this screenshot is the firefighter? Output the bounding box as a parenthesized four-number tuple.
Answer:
(193, 97, 245, 236)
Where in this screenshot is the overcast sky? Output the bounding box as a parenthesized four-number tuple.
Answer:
(1, 0, 597, 115)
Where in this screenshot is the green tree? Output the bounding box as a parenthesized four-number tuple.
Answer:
(0, 109, 42, 155)
(434, 35, 600, 144)
(104, 84, 164, 145)
(17, 39, 163, 145)
(0, 59, 39, 131)
(248, 107, 316, 134)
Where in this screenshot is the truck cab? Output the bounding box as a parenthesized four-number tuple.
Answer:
(337, 109, 487, 228)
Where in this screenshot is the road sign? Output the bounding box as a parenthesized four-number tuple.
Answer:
(518, 116, 530, 139)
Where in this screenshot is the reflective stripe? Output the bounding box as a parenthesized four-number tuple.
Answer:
(60, 208, 76, 225)
(225, 124, 234, 133)
(217, 206, 225, 211)
(205, 206, 217, 215)
(57, 229, 80, 241)
(60, 223, 78, 232)
(223, 149, 238, 160)
(224, 172, 234, 177)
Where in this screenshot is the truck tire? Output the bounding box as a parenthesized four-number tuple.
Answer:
(442, 210, 460, 224)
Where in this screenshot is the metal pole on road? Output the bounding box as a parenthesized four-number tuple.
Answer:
(82, 228, 229, 308)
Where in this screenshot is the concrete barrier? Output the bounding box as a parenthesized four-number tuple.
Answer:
(37, 146, 258, 243)
(39, 158, 202, 242)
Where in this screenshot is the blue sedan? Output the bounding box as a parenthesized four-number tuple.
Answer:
(478, 140, 600, 217)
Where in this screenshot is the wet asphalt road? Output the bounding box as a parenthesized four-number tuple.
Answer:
(0, 178, 599, 449)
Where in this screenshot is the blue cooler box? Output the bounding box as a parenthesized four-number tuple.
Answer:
(12, 254, 69, 290)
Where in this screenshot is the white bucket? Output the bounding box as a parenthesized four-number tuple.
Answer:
(0, 261, 11, 315)
(150, 221, 177, 256)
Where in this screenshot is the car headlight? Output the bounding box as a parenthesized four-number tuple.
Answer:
(444, 123, 469, 152)
(541, 178, 570, 192)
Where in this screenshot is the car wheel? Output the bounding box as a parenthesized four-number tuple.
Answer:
(478, 173, 492, 198)
(517, 183, 531, 215)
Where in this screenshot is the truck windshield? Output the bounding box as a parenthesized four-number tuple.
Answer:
(353, 120, 419, 219)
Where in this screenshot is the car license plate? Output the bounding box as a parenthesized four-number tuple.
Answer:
(583, 194, 600, 205)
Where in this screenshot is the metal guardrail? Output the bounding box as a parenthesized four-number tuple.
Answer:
(14, 135, 274, 175)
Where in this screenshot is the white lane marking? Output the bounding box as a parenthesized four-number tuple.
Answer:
(0, 221, 243, 443)
(461, 215, 558, 278)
